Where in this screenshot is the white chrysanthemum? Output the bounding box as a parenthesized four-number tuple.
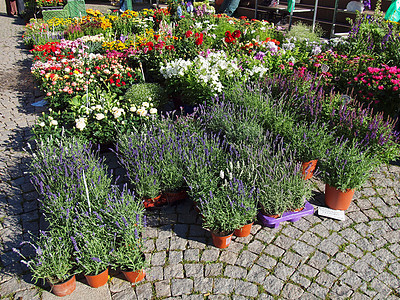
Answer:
(95, 113, 105, 120)
(149, 108, 157, 114)
(137, 108, 147, 117)
(50, 120, 58, 126)
(75, 118, 86, 131)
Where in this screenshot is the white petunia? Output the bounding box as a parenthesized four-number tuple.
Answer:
(149, 108, 157, 114)
(95, 113, 105, 120)
(75, 118, 86, 131)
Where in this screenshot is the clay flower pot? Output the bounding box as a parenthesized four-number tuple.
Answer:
(49, 275, 76, 297)
(234, 222, 253, 237)
(143, 195, 166, 208)
(324, 184, 355, 210)
(211, 231, 233, 249)
(301, 159, 318, 180)
(122, 269, 145, 283)
(85, 268, 109, 288)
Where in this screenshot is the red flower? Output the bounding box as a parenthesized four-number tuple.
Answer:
(110, 78, 115, 84)
(239, 16, 247, 19)
(232, 30, 241, 39)
(127, 72, 132, 77)
(195, 37, 203, 45)
(225, 36, 234, 43)
(185, 30, 193, 38)
(225, 31, 231, 37)
(154, 34, 160, 41)
(166, 45, 175, 50)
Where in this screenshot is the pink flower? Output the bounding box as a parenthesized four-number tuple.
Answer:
(393, 86, 399, 91)
(378, 85, 384, 90)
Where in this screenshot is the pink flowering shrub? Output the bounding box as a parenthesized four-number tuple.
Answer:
(350, 64, 400, 118)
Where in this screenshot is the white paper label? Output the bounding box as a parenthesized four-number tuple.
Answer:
(226, 236, 232, 245)
(318, 207, 346, 221)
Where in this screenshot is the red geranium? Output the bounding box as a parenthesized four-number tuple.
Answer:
(185, 30, 193, 38)
(232, 30, 241, 39)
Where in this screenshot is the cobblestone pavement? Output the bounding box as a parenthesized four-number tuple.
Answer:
(1, 2, 400, 300)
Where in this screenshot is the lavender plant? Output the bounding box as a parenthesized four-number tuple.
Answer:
(13, 229, 74, 285)
(28, 137, 112, 230)
(196, 97, 264, 145)
(320, 138, 378, 191)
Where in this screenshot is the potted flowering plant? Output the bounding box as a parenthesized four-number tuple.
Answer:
(13, 230, 76, 297)
(320, 138, 378, 210)
(71, 215, 113, 288)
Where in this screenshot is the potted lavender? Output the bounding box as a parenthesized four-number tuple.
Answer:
(320, 138, 378, 210)
(13, 230, 76, 297)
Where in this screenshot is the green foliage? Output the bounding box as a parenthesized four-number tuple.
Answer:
(123, 83, 168, 109)
(285, 22, 324, 43)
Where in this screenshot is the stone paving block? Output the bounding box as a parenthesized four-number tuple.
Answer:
(234, 234, 253, 245)
(298, 231, 321, 246)
(236, 250, 257, 268)
(280, 282, 304, 299)
(352, 261, 378, 282)
(113, 288, 137, 300)
(201, 249, 219, 262)
(184, 249, 199, 262)
(223, 265, 247, 279)
(254, 228, 278, 244)
(290, 240, 314, 257)
(339, 270, 362, 289)
(169, 250, 183, 265)
(170, 236, 188, 250)
(146, 266, 164, 281)
(164, 263, 184, 280)
(151, 252, 166, 266)
(247, 240, 264, 254)
(143, 227, 158, 239)
(218, 250, 238, 265)
(307, 251, 329, 270)
(315, 271, 336, 288)
(374, 248, 398, 264)
(262, 274, 284, 296)
(226, 241, 244, 253)
(307, 282, 329, 299)
(135, 282, 153, 300)
(370, 278, 393, 297)
(187, 238, 206, 249)
(213, 278, 235, 295)
(188, 224, 204, 237)
(317, 239, 339, 256)
(291, 270, 312, 289)
(171, 278, 193, 296)
(250, 224, 262, 235)
(256, 254, 278, 270)
(387, 217, 400, 230)
(378, 271, 400, 289)
(109, 277, 132, 293)
(274, 262, 295, 281)
(234, 280, 258, 297)
(330, 281, 353, 298)
(174, 224, 189, 237)
(273, 234, 295, 250)
(193, 277, 213, 294)
(184, 263, 203, 278)
(281, 225, 303, 239)
(204, 263, 223, 277)
(325, 260, 347, 277)
(264, 244, 285, 258)
(309, 224, 330, 238)
(246, 264, 268, 284)
(156, 237, 170, 251)
(13, 288, 40, 300)
(155, 280, 171, 298)
(281, 251, 303, 268)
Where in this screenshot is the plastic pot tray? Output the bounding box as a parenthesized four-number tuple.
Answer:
(257, 201, 314, 228)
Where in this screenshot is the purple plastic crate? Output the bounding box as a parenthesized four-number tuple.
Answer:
(257, 201, 314, 228)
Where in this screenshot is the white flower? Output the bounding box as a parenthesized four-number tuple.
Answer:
(50, 120, 58, 126)
(39, 122, 45, 127)
(130, 105, 137, 112)
(95, 113, 105, 120)
(112, 107, 124, 119)
(149, 108, 157, 114)
(142, 102, 150, 108)
(75, 118, 86, 131)
(137, 108, 148, 117)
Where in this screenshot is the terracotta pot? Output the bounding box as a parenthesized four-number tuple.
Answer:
(234, 222, 253, 237)
(143, 194, 165, 208)
(122, 269, 145, 283)
(85, 268, 108, 288)
(301, 159, 318, 180)
(324, 184, 355, 210)
(211, 231, 233, 249)
(164, 190, 188, 204)
(49, 275, 76, 297)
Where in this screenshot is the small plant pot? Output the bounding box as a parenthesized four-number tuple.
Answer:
(301, 159, 318, 180)
(164, 190, 188, 205)
(85, 268, 108, 288)
(143, 195, 166, 208)
(49, 275, 76, 297)
(211, 231, 233, 249)
(122, 269, 145, 283)
(234, 222, 253, 237)
(324, 184, 355, 210)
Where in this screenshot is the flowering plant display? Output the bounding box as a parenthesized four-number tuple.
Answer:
(37, 0, 65, 7)
(13, 230, 74, 285)
(320, 138, 378, 191)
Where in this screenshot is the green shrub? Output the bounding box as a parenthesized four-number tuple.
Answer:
(123, 83, 168, 109)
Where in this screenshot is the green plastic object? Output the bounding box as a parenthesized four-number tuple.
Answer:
(287, 0, 295, 12)
(68, 0, 87, 18)
(385, 0, 400, 22)
(126, 0, 132, 11)
(42, 5, 70, 21)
